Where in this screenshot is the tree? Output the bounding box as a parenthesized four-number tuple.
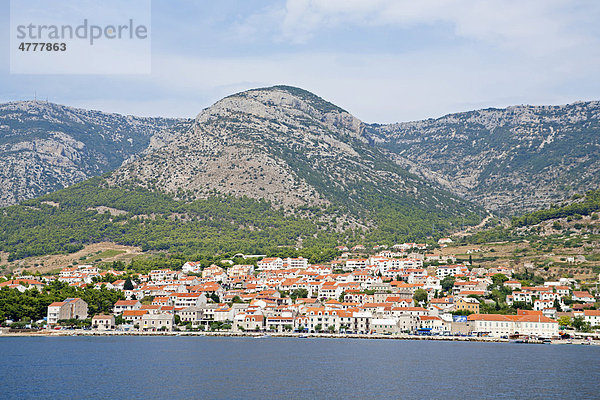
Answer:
(328, 325, 336, 333)
(571, 316, 591, 332)
(557, 316, 571, 328)
(174, 315, 181, 325)
(441, 276, 455, 292)
(231, 296, 243, 304)
(314, 324, 322, 332)
(413, 289, 428, 305)
(290, 289, 308, 302)
(553, 298, 563, 312)
(491, 273, 508, 287)
(123, 278, 134, 291)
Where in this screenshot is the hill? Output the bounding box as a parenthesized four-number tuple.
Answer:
(368, 101, 600, 215)
(0, 86, 483, 262)
(0, 101, 181, 207)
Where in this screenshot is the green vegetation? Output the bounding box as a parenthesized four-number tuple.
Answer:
(0, 174, 481, 262)
(0, 177, 334, 261)
(512, 190, 600, 227)
(0, 281, 124, 323)
(413, 289, 428, 305)
(95, 249, 126, 259)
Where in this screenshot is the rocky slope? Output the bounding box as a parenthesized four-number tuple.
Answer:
(110, 86, 482, 231)
(0, 101, 180, 206)
(0, 87, 485, 262)
(368, 101, 600, 215)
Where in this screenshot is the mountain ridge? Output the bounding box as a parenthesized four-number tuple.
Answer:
(0, 100, 182, 207)
(368, 100, 600, 215)
(0, 86, 483, 262)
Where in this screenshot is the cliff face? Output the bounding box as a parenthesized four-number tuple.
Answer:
(0, 101, 181, 207)
(369, 101, 600, 215)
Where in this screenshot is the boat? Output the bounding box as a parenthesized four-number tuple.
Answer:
(255, 334, 271, 339)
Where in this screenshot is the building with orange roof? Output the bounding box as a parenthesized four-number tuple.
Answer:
(113, 299, 141, 314)
(467, 313, 558, 338)
(122, 309, 148, 324)
(47, 298, 88, 325)
(0, 279, 45, 290)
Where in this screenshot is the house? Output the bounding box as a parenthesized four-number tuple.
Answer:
(228, 264, 255, 277)
(0, 279, 45, 291)
(257, 257, 284, 271)
(92, 314, 115, 331)
(371, 318, 399, 335)
(182, 261, 203, 274)
(169, 293, 207, 308)
(467, 314, 559, 338)
(533, 299, 554, 311)
(436, 265, 467, 279)
(202, 265, 226, 279)
(47, 298, 88, 325)
(176, 306, 205, 326)
(266, 316, 295, 332)
(113, 300, 141, 314)
(397, 314, 419, 333)
(455, 297, 480, 314)
(345, 259, 368, 270)
(419, 316, 447, 335)
(122, 310, 148, 325)
(285, 257, 308, 269)
(242, 314, 265, 331)
(140, 313, 174, 332)
(305, 307, 339, 332)
(572, 291, 595, 303)
(583, 310, 600, 327)
(504, 280, 522, 290)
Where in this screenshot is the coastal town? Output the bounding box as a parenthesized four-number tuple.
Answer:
(1, 239, 599, 343)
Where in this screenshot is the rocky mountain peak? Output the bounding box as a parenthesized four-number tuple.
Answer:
(196, 85, 364, 140)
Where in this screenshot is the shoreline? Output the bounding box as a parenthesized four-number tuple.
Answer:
(1, 330, 597, 345)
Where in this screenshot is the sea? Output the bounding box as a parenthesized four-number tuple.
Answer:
(1, 336, 599, 399)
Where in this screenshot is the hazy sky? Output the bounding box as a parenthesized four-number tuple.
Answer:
(1, 0, 599, 123)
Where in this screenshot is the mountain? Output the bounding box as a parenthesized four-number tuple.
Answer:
(0, 86, 483, 262)
(368, 101, 600, 215)
(0, 101, 181, 207)
(109, 85, 482, 232)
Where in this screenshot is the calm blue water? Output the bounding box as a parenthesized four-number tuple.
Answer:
(1, 337, 599, 399)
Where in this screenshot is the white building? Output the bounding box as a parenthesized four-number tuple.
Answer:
(468, 314, 558, 338)
(140, 313, 174, 332)
(257, 258, 284, 271)
(92, 314, 115, 331)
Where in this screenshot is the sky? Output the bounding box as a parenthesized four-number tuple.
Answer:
(1, 0, 600, 123)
